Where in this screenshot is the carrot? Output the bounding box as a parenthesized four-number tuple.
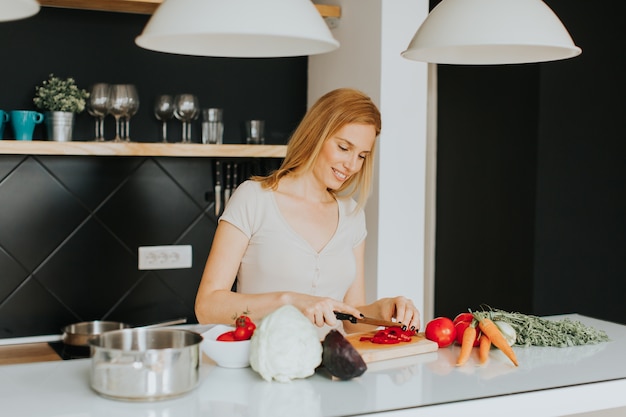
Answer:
(478, 334, 491, 364)
(478, 318, 518, 366)
(456, 324, 477, 366)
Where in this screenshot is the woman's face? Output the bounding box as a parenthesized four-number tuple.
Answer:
(314, 123, 377, 191)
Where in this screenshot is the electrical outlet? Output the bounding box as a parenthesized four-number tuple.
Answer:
(138, 245, 192, 270)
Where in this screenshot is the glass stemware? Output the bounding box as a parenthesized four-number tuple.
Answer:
(174, 94, 199, 143)
(123, 85, 139, 142)
(107, 84, 131, 142)
(154, 95, 174, 143)
(87, 83, 110, 141)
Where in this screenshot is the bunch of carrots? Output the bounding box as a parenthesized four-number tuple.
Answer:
(456, 313, 518, 367)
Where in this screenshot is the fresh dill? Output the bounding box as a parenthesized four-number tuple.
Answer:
(473, 308, 610, 347)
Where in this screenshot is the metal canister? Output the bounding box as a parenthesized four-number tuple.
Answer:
(202, 108, 223, 144)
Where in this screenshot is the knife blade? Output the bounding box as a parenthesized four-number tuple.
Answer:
(214, 160, 222, 216)
(334, 312, 402, 328)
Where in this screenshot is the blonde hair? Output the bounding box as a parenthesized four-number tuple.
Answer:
(254, 88, 381, 210)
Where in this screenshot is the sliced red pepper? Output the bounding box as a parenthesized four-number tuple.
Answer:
(360, 327, 416, 345)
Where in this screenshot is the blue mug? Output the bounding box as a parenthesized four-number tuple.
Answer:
(10, 110, 44, 141)
(0, 110, 9, 139)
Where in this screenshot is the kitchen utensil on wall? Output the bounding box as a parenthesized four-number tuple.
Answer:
(61, 317, 187, 348)
(232, 162, 239, 191)
(154, 94, 174, 143)
(214, 160, 222, 216)
(201, 108, 223, 144)
(224, 162, 232, 205)
(174, 94, 199, 143)
(87, 83, 110, 141)
(89, 327, 203, 401)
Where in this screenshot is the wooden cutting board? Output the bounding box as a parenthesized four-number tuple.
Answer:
(346, 331, 438, 363)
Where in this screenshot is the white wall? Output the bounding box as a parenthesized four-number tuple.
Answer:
(309, 0, 433, 322)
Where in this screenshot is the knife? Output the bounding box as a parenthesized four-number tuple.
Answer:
(224, 162, 232, 205)
(214, 160, 222, 216)
(334, 312, 402, 328)
(232, 163, 239, 190)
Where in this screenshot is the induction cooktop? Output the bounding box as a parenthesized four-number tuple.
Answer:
(47, 341, 90, 360)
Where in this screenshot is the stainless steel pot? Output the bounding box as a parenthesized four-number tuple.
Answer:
(89, 328, 203, 401)
(62, 318, 187, 347)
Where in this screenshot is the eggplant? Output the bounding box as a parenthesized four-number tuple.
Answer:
(321, 330, 367, 380)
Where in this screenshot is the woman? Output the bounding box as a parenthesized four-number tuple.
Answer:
(195, 88, 420, 336)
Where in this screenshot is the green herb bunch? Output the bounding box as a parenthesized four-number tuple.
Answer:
(33, 74, 90, 113)
(474, 307, 610, 347)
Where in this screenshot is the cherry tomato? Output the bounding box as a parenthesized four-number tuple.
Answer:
(425, 317, 457, 348)
(216, 330, 236, 341)
(236, 315, 253, 328)
(233, 326, 251, 341)
(453, 312, 474, 325)
(232, 314, 256, 340)
(454, 320, 480, 346)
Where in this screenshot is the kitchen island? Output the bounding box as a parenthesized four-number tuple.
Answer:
(1, 314, 625, 417)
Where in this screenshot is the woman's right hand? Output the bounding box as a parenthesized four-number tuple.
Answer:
(287, 293, 362, 328)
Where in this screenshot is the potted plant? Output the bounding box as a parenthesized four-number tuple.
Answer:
(33, 73, 89, 142)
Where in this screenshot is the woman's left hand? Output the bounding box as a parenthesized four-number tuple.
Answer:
(377, 296, 421, 332)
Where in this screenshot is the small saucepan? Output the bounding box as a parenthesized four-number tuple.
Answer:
(61, 318, 188, 347)
(89, 328, 203, 401)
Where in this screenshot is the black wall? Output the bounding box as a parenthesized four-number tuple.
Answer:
(0, 8, 304, 338)
(434, 0, 626, 324)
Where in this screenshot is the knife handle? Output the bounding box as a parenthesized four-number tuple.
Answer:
(334, 311, 358, 323)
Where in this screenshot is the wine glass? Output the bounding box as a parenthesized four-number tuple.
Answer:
(123, 85, 139, 142)
(87, 83, 110, 141)
(174, 94, 199, 143)
(107, 84, 132, 142)
(154, 95, 174, 143)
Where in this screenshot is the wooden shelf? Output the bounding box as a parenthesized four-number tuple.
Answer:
(38, 0, 341, 17)
(0, 141, 287, 158)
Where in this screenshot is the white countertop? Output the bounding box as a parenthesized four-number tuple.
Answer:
(1, 314, 625, 417)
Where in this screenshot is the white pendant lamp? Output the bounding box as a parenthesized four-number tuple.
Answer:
(135, 0, 339, 58)
(0, 0, 40, 22)
(402, 0, 582, 65)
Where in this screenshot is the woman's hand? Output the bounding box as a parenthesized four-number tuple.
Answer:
(288, 293, 363, 328)
(375, 296, 421, 331)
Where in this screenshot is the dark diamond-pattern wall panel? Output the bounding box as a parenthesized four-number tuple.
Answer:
(157, 158, 215, 208)
(35, 218, 141, 321)
(0, 155, 241, 338)
(0, 157, 89, 270)
(0, 155, 26, 182)
(0, 247, 28, 302)
(41, 156, 143, 211)
(96, 159, 204, 250)
(0, 278, 77, 338)
(107, 274, 194, 326)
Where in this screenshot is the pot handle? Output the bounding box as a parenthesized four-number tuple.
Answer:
(140, 318, 188, 329)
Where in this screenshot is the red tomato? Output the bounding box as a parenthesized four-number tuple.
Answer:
(453, 312, 474, 325)
(233, 314, 256, 340)
(454, 320, 480, 346)
(425, 317, 457, 348)
(233, 326, 251, 341)
(216, 330, 236, 341)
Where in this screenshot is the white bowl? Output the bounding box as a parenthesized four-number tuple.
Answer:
(201, 324, 251, 368)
